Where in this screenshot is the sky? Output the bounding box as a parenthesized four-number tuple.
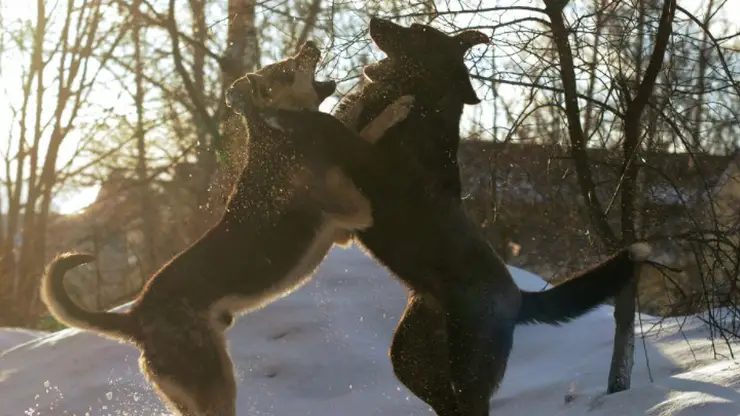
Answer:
(0, 0, 738, 215)
(0, 2, 105, 214)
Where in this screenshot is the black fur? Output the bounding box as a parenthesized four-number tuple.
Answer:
(518, 246, 648, 325)
(327, 18, 649, 415)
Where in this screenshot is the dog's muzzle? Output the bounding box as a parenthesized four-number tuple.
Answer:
(294, 40, 322, 73)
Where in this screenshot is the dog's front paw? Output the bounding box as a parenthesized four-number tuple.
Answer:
(386, 95, 415, 124)
(359, 95, 415, 143)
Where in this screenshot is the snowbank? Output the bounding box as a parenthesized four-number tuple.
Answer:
(1, 245, 738, 415)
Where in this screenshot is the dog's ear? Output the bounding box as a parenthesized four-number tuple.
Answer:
(460, 78, 481, 105)
(369, 17, 407, 56)
(245, 73, 267, 99)
(226, 73, 264, 115)
(453, 31, 487, 104)
(456, 68, 481, 105)
(313, 80, 337, 103)
(455, 30, 489, 51)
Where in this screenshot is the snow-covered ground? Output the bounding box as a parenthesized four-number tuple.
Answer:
(1, 245, 739, 415)
(0, 328, 46, 353)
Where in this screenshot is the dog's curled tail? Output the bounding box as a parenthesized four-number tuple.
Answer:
(517, 242, 651, 326)
(41, 253, 140, 342)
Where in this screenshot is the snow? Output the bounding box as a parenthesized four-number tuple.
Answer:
(1, 245, 740, 415)
(0, 328, 46, 353)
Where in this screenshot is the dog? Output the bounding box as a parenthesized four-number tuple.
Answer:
(331, 18, 653, 415)
(40, 41, 414, 416)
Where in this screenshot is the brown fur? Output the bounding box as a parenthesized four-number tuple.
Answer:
(40, 41, 413, 416)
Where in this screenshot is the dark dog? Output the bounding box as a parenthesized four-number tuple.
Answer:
(40, 41, 413, 416)
(333, 18, 652, 415)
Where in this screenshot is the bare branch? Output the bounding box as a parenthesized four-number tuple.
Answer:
(544, 0, 619, 246)
(165, 0, 221, 145)
(676, 5, 740, 99)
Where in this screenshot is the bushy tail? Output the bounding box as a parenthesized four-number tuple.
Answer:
(517, 242, 651, 325)
(40, 253, 140, 342)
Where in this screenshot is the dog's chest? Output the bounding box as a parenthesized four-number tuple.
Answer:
(277, 222, 340, 292)
(214, 222, 340, 318)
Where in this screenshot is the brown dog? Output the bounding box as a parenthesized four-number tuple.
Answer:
(40, 41, 413, 416)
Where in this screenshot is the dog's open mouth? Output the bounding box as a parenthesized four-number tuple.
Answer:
(225, 40, 336, 115)
(296, 42, 336, 104)
(291, 41, 325, 105)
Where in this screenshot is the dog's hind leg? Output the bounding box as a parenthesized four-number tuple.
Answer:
(445, 283, 518, 416)
(150, 373, 236, 416)
(390, 292, 460, 416)
(140, 317, 237, 416)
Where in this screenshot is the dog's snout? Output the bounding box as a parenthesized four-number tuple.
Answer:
(368, 17, 406, 51)
(455, 30, 490, 51)
(295, 41, 321, 66)
(369, 17, 390, 30)
(301, 40, 319, 53)
(369, 17, 400, 36)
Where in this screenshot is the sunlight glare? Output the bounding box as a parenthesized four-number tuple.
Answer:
(54, 186, 100, 215)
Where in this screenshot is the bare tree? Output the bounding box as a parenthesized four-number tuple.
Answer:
(0, 0, 127, 325)
(132, 0, 158, 274)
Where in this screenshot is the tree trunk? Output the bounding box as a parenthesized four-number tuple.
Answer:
(17, 0, 47, 310)
(189, 0, 216, 220)
(133, 0, 158, 274)
(691, 0, 715, 150)
(218, 0, 260, 179)
(583, 0, 608, 141)
(607, 0, 676, 393)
